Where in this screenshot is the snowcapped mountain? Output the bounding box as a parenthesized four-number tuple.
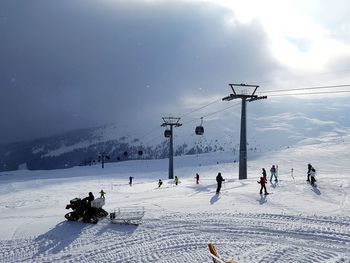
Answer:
(0, 125, 145, 171)
(0, 97, 349, 172)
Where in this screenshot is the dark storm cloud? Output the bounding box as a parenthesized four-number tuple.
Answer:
(0, 0, 281, 144)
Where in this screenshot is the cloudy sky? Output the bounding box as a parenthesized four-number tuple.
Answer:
(1, 0, 350, 144)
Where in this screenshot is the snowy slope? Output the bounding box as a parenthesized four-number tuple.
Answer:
(0, 132, 349, 262)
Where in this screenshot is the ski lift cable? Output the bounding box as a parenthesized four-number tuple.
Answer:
(133, 98, 222, 141)
(262, 84, 350, 94)
(178, 83, 349, 126)
(267, 90, 350, 97)
(178, 82, 350, 122)
(138, 126, 160, 141)
(145, 101, 239, 140)
(181, 102, 241, 126)
(133, 100, 217, 140)
(177, 85, 348, 135)
(204, 102, 240, 118)
(133, 84, 350, 143)
(179, 98, 222, 118)
(249, 68, 350, 85)
(179, 83, 350, 127)
(143, 133, 164, 146)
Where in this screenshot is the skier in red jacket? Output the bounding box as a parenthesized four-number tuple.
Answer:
(258, 168, 269, 195)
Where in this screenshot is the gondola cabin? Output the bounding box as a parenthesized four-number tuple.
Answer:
(195, 125, 204, 135)
(164, 129, 172, 138)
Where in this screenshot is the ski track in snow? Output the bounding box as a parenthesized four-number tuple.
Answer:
(0, 212, 349, 263)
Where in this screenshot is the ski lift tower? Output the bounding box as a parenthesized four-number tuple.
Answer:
(161, 117, 182, 179)
(98, 151, 110, 169)
(222, 83, 267, 180)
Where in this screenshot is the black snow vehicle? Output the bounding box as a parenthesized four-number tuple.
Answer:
(65, 197, 108, 224)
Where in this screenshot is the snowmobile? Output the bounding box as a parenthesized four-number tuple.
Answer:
(65, 197, 108, 224)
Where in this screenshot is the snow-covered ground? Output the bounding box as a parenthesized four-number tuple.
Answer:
(0, 134, 349, 262)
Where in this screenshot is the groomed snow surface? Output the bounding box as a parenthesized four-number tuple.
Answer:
(0, 135, 349, 263)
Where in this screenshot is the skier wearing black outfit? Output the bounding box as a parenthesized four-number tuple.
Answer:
(195, 173, 199, 184)
(216, 172, 225, 194)
(310, 167, 317, 186)
(307, 164, 313, 182)
(129, 176, 134, 186)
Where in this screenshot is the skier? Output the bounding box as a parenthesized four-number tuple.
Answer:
(270, 165, 278, 182)
(307, 163, 313, 182)
(258, 169, 269, 195)
(174, 176, 179, 186)
(99, 189, 106, 199)
(216, 172, 225, 194)
(195, 173, 199, 184)
(310, 167, 317, 186)
(158, 179, 163, 188)
(129, 176, 134, 186)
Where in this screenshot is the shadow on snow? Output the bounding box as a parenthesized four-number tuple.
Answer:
(33, 219, 139, 258)
(311, 185, 321, 195)
(210, 193, 220, 204)
(33, 220, 88, 256)
(257, 195, 268, 205)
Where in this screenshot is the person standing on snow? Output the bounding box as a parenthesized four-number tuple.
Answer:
(158, 179, 163, 188)
(195, 173, 200, 184)
(307, 163, 313, 182)
(129, 176, 134, 186)
(99, 189, 106, 199)
(270, 165, 278, 182)
(216, 172, 225, 194)
(258, 169, 269, 195)
(174, 176, 179, 186)
(310, 167, 317, 186)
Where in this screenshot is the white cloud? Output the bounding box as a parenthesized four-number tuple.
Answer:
(204, 0, 350, 72)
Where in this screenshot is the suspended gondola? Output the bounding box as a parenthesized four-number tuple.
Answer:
(164, 129, 172, 138)
(195, 117, 204, 135)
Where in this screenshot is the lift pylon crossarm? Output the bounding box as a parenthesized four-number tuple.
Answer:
(162, 123, 182, 128)
(222, 95, 234, 101)
(229, 83, 259, 95)
(247, 96, 267, 102)
(162, 117, 181, 125)
(229, 83, 259, 88)
(223, 94, 259, 101)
